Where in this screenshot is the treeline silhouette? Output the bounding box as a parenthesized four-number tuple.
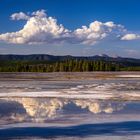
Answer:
(0, 59, 139, 72)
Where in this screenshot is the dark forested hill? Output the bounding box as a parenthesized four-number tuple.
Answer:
(0, 54, 140, 72)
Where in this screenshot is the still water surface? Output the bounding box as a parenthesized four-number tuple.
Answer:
(0, 72, 140, 140)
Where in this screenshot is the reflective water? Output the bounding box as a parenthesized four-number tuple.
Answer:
(0, 72, 140, 140)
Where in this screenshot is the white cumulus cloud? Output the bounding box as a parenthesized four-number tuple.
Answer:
(11, 12, 30, 20)
(0, 10, 139, 45)
(121, 33, 140, 40)
(74, 21, 125, 45)
(0, 10, 70, 44)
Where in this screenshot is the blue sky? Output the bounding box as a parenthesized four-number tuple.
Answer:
(0, 0, 140, 58)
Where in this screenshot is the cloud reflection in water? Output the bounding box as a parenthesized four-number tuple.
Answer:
(0, 98, 125, 124)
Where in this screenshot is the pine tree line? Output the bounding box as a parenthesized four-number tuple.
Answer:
(0, 59, 121, 72)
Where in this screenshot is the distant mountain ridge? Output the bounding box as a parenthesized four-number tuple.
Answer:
(0, 54, 139, 60)
(0, 54, 140, 66)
